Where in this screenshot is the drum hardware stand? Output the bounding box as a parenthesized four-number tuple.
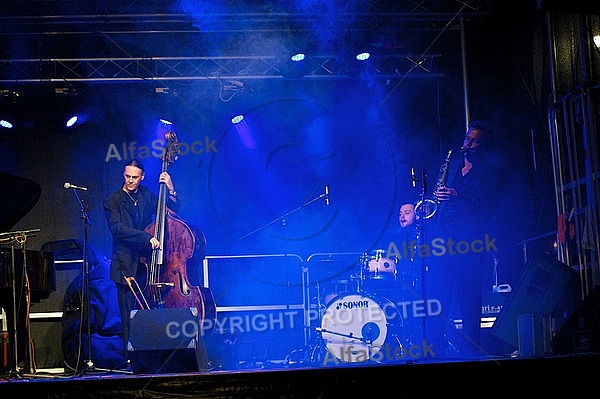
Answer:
(315, 327, 359, 340)
(301, 279, 334, 365)
(239, 189, 329, 240)
(0, 228, 40, 377)
(315, 328, 377, 347)
(315, 327, 376, 360)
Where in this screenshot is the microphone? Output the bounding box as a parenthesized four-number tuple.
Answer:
(325, 184, 330, 206)
(64, 182, 88, 191)
(411, 165, 416, 188)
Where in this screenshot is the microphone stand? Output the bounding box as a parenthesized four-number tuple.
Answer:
(239, 189, 328, 240)
(68, 188, 94, 372)
(414, 170, 428, 343)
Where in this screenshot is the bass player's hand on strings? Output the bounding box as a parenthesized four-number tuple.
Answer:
(159, 171, 177, 199)
(149, 236, 161, 249)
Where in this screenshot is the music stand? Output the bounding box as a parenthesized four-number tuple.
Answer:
(0, 228, 40, 375)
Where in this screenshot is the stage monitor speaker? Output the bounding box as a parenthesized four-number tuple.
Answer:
(491, 254, 580, 348)
(551, 284, 600, 354)
(128, 307, 207, 374)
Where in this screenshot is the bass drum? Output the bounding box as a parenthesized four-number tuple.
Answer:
(320, 293, 403, 364)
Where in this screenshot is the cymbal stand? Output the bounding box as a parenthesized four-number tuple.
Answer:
(67, 187, 94, 372)
(0, 228, 40, 376)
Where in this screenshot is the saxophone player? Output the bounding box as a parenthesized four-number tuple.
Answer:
(426, 120, 504, 359)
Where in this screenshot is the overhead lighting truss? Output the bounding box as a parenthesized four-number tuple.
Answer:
(0, 1, 489, 85)
(0, 54, 443, 84)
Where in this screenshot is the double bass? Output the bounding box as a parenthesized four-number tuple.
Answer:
(137, 130, 216, 332)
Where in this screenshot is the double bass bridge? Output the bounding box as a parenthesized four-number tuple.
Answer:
(150, 281, 175, 288)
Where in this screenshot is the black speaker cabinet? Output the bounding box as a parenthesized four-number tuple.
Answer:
(491, 254, 580, 348)
(128, 307, 207, 374)
(551, 285, 600, 354)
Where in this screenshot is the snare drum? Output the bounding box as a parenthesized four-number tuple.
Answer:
(319, 293, 403, 363)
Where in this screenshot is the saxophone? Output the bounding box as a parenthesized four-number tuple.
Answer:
(435, 149, 454, 198)
(415, 149, 454, 220)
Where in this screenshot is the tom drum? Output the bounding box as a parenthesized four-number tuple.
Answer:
(363, 249, 397, 280)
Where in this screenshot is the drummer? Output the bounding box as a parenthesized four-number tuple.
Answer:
(365, 200, 419, 286)
(391, 200, 418, 266)
(395, 200, 419, 274)
(399, 201, 417, 230)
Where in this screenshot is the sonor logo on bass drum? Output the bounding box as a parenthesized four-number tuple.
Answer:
(335, 300, 370, 310)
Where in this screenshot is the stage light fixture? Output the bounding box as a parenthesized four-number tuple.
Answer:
(231, 114, 244, 124)
(356, 52, 371, 61)
(66, 115, 78, 127)
(346, 52, 372, 77)
(1, 89, 20, 103)
(155, 87, 175, 95)
(65, 111, 90, 128)
(291, 53, 306, 62)
(0, 119, 13, 128)
(55, 87, 78, 96)
(282, 53, 308, 79)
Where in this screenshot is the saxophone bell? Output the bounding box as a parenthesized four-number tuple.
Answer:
(414, 198, 437, 220)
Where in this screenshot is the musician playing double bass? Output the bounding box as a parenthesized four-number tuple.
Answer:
(103, 158, 179, 364)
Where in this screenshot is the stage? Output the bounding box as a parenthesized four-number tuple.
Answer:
(2, 249, 598, 397)
(0, 352, 598, 398)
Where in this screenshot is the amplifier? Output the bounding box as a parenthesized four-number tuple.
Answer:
(451, 292, 511, 330)
(128, 307, 207, 374)
(481, 292, 510, 319)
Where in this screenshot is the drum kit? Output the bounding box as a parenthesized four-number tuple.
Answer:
(311, 249, 423, 365)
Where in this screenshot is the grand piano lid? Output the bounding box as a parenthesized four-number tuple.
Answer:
(0, 171, 41, 233)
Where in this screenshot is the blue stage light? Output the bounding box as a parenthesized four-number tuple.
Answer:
(66, 115, 78, 127)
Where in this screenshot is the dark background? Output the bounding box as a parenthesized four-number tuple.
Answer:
(0, 0, 583, 303)
(3, 0, 600, 371)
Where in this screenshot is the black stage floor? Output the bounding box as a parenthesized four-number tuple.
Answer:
(1, 353, 598, 398)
